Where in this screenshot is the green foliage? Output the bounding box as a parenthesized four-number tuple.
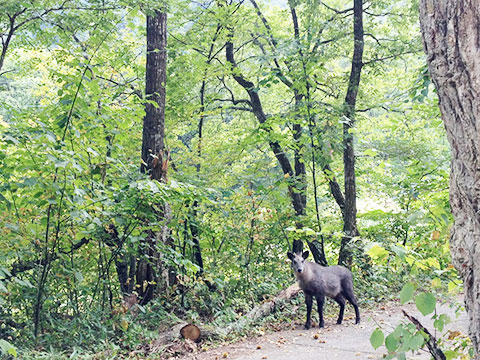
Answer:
(371, 284, 471, 359)
(0, 0, 460, 358)
(0, 339, 17, 358)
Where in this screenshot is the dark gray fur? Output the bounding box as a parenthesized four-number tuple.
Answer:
(287, 251, 360, 329)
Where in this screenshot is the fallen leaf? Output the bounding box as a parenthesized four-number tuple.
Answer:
(222, 352, 229, 358)
(256, 345, 262, 350)
(448, 330, 462, 340)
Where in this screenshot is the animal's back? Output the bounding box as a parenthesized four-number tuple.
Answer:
(309, 263, 353, 298)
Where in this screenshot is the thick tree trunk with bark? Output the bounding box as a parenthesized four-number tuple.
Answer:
(419, 1, 480, 357)
(338, 0, 363, 268)
(141, 11, 167, 176)
(136, 10, 172, 304)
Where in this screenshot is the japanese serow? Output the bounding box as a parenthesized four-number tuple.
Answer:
(287, 251, 360, 329)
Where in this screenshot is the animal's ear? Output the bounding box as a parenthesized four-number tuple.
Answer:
(302, 251, 309, 260)
(287, 252, 294, 261)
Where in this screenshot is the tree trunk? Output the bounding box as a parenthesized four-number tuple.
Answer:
(141, 11, 167, 177)
(189, 202, 204, 272)
(419, 1, 480, 357)
(136, 9, 171, 304)
(338, 0, 364, 268)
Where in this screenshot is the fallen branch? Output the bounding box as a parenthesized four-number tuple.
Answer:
(402, 310, 446, 360)
(153, 283, 301, 347)
(225, 283, 301, 335)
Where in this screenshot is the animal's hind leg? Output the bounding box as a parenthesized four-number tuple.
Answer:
(334, 294, 345, 324)
(344, 289, 360, 324)
(316, 294, 325, 328)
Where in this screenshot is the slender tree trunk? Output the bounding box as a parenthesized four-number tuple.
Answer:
(419, 1, 480, 357)
(0, 18, 15, 74)
(137, 9, 171, 304)
(338, 0, 364, 268)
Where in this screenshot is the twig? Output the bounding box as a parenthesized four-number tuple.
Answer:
(402, 310, 446, 360)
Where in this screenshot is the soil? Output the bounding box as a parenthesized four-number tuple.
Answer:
(173, 296, 468, 360)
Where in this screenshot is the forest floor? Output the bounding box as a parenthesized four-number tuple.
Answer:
(173, 296, 468, 360)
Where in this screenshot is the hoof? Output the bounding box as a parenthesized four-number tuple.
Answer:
(304, 324, 311, 330)
(319, 323, 325, 328)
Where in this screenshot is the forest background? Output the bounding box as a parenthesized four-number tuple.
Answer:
(0, 0, 464, 358)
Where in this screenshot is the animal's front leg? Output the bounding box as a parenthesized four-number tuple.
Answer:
(304, 293, 313, 329)
(316, 294, 325, 328)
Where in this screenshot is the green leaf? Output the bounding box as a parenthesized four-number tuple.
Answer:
(56, 115, 69, 128)
(434, 314, 450, 331)
(385, 333, 399, 352)
(415, 292, 436, 316)
(399, 282, 415, 304)
(75, 271, 84, 283)
(0, 339, 17, 357)
(0, 193, 11, 210)
(370, 328, 384, 349)
(425, 257, 440, 269)
(444, 350, 460, 360)
(448, 280, 461, 293)
(406, 333, 424, 351)
(303, 227, 315, 236)
(55, 160, 69, 168)
(366, 244, 389, 263)
(363, 148, 377, 157)
(433, 319, 444, 332)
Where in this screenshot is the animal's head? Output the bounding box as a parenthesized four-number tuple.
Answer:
(287, 251, 309, 274)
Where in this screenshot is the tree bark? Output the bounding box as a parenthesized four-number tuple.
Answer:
(136, 10, 171, 304)
(338, 0, 364, 268)
(141, 11, 167, 177)
(419, 1, 480, 357)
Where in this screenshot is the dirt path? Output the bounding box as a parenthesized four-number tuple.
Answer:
(176, 297, 468, 360)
